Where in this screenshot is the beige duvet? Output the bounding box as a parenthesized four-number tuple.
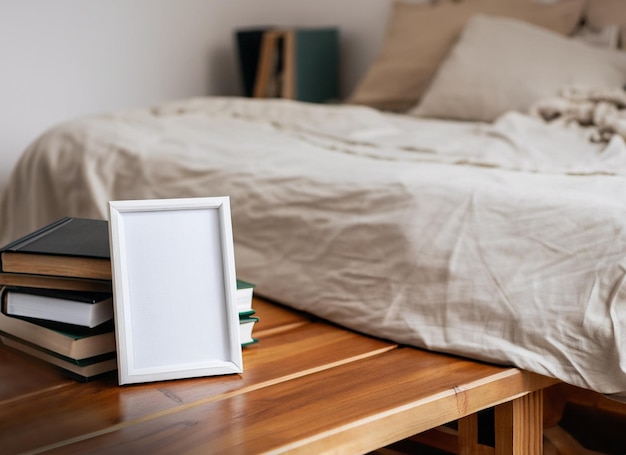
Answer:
(2, 97, 626, 400)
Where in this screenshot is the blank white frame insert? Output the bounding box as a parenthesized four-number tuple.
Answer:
(108, 197, 242, 385)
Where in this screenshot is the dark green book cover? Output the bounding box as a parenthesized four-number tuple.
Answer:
(238, 309, 256, 318)
(0, 333, 117, 382)
(236, 279, 255, 290)
(294, 28, 339, 103)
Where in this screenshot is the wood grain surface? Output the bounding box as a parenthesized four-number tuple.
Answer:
(0, 296, 556, 454)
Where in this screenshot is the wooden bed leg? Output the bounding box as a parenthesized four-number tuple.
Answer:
(494, 390, 543, 455)
(458, 413, 481, 455)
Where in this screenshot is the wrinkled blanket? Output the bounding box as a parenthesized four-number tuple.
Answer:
(2, 97, 626, 400)
(531, 85, 626, 143)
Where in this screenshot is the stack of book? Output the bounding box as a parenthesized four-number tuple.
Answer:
(236, 279, 258, 347)
(0, 217, 259, 381)
(0, 218, 116, 381)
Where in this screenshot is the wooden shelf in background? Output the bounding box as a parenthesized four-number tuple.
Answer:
(247, 27, 339, 104)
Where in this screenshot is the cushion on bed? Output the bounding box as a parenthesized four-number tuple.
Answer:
(585, 0, 626, 49)
(409, 14, 626, 123)
(347, 0, 586, 112)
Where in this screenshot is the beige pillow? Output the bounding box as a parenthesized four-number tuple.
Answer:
(347, 0, 586, 112)
(409, 14, 626, 122)
(585, 0, 626, 48)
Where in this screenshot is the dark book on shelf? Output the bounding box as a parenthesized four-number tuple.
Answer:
(292, 28, 339, 103)
(0, 217, 111, 280)
(236, 27, 274, 97)
(0, 334, 117, 382)
(4, 287, 113, 328)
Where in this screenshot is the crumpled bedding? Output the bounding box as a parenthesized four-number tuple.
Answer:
(1, 97, 625, 400)
(530, 85, 626, 143)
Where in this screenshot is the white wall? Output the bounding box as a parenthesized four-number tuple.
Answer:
(0, 0, 392, 192)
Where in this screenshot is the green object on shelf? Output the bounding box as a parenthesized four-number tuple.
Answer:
(293, 28, 339, 103)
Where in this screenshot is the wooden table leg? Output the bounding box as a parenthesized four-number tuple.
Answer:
(494, 390, 543, 455)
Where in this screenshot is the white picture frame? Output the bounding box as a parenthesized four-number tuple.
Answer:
(108, 197, 243, 385)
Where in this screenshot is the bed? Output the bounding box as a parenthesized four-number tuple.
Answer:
(2, 1, 626, 407)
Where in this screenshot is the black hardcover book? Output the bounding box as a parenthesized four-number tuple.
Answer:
(1, 217, 110, 258)
(236, 27, 274, 97)
(0, 217, 111, 280)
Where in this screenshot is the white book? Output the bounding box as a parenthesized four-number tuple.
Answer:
(236, 279, 255, 314)
(240, 316, 259, 346)
(5, 288, 113, 328)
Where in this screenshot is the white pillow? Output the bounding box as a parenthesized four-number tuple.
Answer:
(409, 14, 626, 122)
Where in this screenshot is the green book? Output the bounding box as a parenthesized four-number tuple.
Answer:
(239, 309, 256, 318)
(0, 310, 115, 360)
(0, 334, 116, 381)
(293, 28, 339, 103)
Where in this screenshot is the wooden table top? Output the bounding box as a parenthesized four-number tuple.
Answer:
(0, 297, 557, 454)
